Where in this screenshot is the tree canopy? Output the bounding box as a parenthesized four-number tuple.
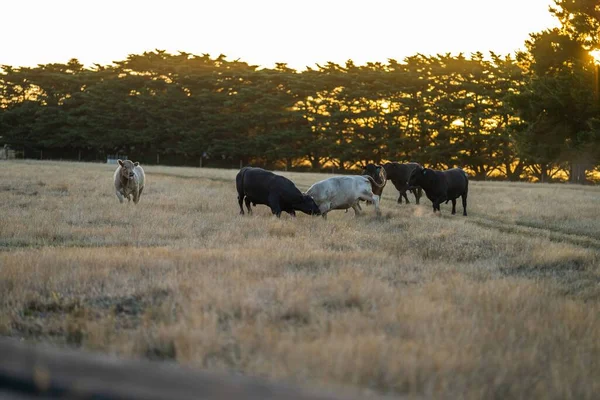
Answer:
(1, 0, 599, 182)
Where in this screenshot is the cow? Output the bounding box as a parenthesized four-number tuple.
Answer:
(361, 164, 387, 206)
(114, 159, 145, 204)
(236, 167, 320, 218)
(382, 162, 423, 204)
(306, 175, 384, 219)
(407, 165, 468, 215)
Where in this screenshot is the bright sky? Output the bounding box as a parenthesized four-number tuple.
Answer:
(2, 0, 559, 70)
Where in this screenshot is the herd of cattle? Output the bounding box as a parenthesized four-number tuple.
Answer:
(113, 159, 469, 217)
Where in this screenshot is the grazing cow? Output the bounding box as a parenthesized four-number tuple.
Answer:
(236, 167, 320, 217)
(114, 159, 145, 204)
(407, 165, 468, 215)
(362, 164, 387, 205)
(382, 162, 423, 204)
(306, 175, 384, 219)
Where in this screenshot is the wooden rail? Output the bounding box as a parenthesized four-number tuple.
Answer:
(0, 338, 400, 400)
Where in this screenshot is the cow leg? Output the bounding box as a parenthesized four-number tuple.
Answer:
(268, 193, 282, 218)
(244, 197, 253, 215)
(116, 190, 125, 204)
(432, 200, 439, 213)
(436, 194, 447, 214)
(397, 194, 402, 204)
(287, 210, 296, 218)
(270, 206, 282, 218)
(451, 198, 457, 215)
(415, 188, 422, 204)
(372, 195, 381, 216)
(462, 193, 468, 216)
(133, 189, 140, 204)
(319, 203, 330, 219)
(238, 195, 245, 215)
(351, 203, 362, 217)
(402, 191, 409, 204)
(359, 192, 380, 216)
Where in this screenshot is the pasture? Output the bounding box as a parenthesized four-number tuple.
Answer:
(1, 160, 599, 399)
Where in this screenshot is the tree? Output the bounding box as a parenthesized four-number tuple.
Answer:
(512, 0, 600, 182)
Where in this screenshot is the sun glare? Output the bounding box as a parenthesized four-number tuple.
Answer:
(591, 49, 600, 64)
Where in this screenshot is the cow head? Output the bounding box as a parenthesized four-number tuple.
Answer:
(408, 165, 435, 188)
(296, 195, 321, 216)
(118, 159, 139, 180)
(362, 163, 386, 186)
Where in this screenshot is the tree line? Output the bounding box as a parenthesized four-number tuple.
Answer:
(1, 0, 599, 182)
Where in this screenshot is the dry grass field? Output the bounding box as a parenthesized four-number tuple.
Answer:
(1, 160, 599, 399)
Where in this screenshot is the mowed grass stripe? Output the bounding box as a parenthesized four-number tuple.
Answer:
(467, 216, 600, 250)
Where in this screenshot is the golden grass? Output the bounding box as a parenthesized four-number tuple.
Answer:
(1, 160, 599, 399)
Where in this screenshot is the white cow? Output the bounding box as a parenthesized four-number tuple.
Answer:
(113, 159, 145, 204)
(306, 175, 383, 219)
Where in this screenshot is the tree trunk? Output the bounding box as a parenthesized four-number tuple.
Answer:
(508, 161, 524, 182)
(540, 164, 549, 183)
(569, 163, 587, 184)
(309, 157, 321, 170)
(475, 171, 487, 181)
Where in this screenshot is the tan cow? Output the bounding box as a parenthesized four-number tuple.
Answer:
(113, 159, 145, 204)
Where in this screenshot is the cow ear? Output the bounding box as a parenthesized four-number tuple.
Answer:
(134, 162, 139, 166)
(118, 159, 124, 166)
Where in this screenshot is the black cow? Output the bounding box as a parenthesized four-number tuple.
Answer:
(408, 165, 469, 215)
(236, 167, 320, 217)
(382, 162, 423, 204)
